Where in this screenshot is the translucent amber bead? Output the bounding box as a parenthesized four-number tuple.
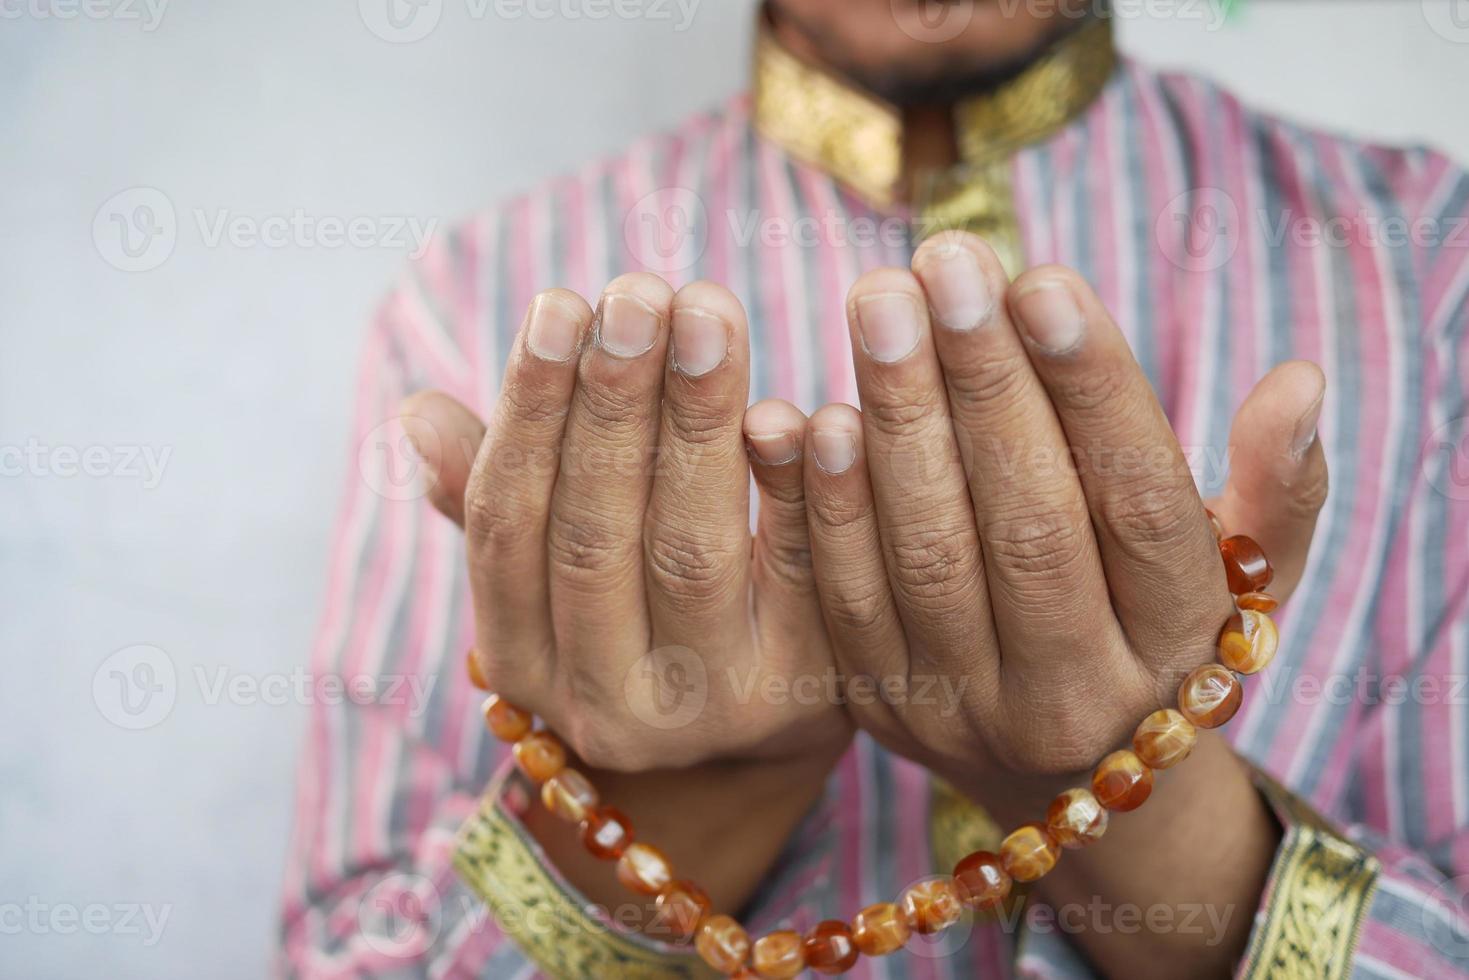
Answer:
(1236, 591, 1279, 613)
(851, 902, 910, 956)
(1179, 663, 1244, 728)
(466, 648, 490, 690)
(750, 930, 804, 979)
(512, 731, 566, 782)
(696, 914, 750, 974)
(615, 842, 673, 896)
(1045, 788, 1109, 849)
(579, 805, 633, 860)
(653, 879, 709, 941)
(1218, 610, 1279, 675)
(899, 876, 963, 934)
(1132, 708, 1197, 769)
(953, 850, 1011, 912)
(541, 768, 598, 823)
(1220, 534, 1273, 595)
(1205, 507, 1224, 541)
(481, 694, 532, 742)
(1091, 750, 1154, 812)
(1000, 823, 1059, 882)
(802, 920, 859, 975)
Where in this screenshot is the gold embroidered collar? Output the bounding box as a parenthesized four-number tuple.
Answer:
(752, 13, 1118, 210)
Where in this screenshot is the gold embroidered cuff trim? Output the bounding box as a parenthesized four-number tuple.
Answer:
(1239, 769, 1380, 980)
(454, 778, 717, 979)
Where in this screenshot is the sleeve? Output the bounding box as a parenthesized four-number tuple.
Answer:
(276, 269, 538, 978)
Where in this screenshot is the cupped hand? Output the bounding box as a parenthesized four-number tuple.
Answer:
(401, 274, 851, 776)
(787, 231, 1328, 813)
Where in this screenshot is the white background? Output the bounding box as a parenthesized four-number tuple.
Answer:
(3, 1, 1468, 976)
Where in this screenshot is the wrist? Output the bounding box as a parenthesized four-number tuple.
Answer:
(524, 741, 849, 922)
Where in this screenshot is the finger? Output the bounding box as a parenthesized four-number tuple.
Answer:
(744, 399, 824, 649)
(462, 289, 593, 690)
(801, 403, 911, 689)
(547, 273, 673, 665)
(1208, 361, 1328, 602)
(644, 281, 753, 656)
(1006, 266, 1231, 665)
(400, 389, 486, 528)
(844, 268, 992, 671)
(911, 233, 1123, 682)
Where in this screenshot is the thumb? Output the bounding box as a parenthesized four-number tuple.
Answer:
(399, 390, 487, 528)
(1207, 360, 1328, 604)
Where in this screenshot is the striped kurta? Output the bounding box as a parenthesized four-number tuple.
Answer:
(279, 52, 1469, 978)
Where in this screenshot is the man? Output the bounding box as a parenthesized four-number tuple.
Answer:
(280, 2, 1469, 976)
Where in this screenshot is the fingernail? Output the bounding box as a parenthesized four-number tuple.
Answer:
(1012, 279, 1085, 354)
(747, 431, 799, 466)
(1291, 394, 1323, 458)
(525, 295, 582, 362)
(921, 241, 993, 331)
(597, 293, 661, 358)
(855, 292, 921, 363)
(812, 429, 856, 474)
(671, 307, 728, 377)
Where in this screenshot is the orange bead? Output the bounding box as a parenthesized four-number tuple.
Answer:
(1236, 591, 1279, 613)
(1000, 823, 1059, 882)
(1218, 610, 1279, 675)
(802, 920, 859, 975)
(615, 841, 673, 896)
(1045, 788, 1109, 849)
(1179, 663, 1244, 729)
(512, 731, 566, 782)
(696, 914, 751, 974)
(653, 879, 709, 941)
(579, 805, 633, 861)
(851, 902, 910, 957)
(1204, 507, 1224, 541)
(750, 930, 804, 979)
(953, 850, 1011, 913)
(541, 768, 598, 823)
(898, 876, 963, 935)
(1220, 534, 1273, 595)
(1132, 708, 1197, 769)
(466, 648, 490, 690)
(1091, 750, 1154, 812)
(481, 694, 532, 742)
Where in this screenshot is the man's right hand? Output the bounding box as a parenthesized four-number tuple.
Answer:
(400, 273, 851, 917)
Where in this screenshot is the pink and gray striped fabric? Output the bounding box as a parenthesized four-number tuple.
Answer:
(280, 59, 1469, 977)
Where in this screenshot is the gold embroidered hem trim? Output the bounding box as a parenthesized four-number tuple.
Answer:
(454, 788, 717, 979)
(1239, 769, 1380, 980)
